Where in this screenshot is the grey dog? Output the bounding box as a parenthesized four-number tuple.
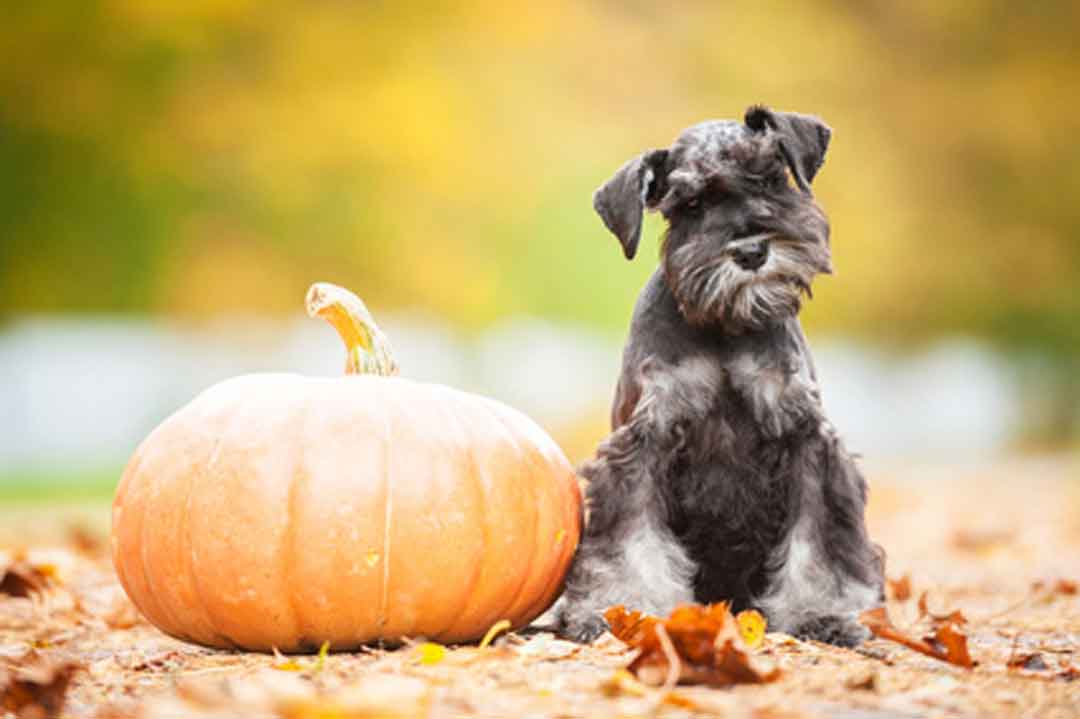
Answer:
(549, 105, 885, 646)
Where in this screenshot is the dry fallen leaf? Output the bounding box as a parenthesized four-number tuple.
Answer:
(916, 591, 968, 625)
(128, 650, 185, 673)
(1031, 578, 1078, 596)
(1007, 652, 1048, 671)
(272, 641, 330, 673)
(951, 527, 1013, 554)
(0, 654, 81, 718)
(605, 606, 656, 646)
(735, 609, 767, 649)
(604, 603, 780, 687)
(1006, 652, 1079, 682)
(415, 642, 446, 665)
(66, 526, 105, 557)
(929, 621, 975, 669)
(272, 647, 304, 672)
(860, 607, 975, 669)
(887, 573, 912, 601)
(103, 594, 141, 630)
(0, 560, 55, 598)
(844, 668, 878, 691)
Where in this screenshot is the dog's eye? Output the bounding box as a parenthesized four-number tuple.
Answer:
(754, 173, 786, 192)
(750, 175, 773, 192)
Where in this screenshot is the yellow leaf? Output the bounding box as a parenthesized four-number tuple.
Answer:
(272, 646, 303, 672)
(312, 640, 330, 672)
(35, 564, 59, 580)
(735, 609, 766, 649)
(479, 619, 511, 649)
(416, 642, 446, 665)
(602, 668, 650, 698)
(555, 528, 566, 545)
(364, 551, 380, 567)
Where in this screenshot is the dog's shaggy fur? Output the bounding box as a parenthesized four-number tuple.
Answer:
(548, 106, 885, 647)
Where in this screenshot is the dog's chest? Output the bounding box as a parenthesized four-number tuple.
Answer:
(670, 458, 798, 606)
(664, 349, 811, 605)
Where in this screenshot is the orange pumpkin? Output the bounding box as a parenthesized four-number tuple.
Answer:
(111, 283, 581, 652)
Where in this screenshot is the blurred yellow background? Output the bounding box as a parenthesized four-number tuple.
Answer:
(1, 1, 1078, 497)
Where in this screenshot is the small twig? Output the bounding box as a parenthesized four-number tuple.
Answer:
(983, 598, 1033, 623)
(981, 579, 1078, 624)
(1005, 632, 1022, 668)
(1035, 645, 1077, 655)
(653, 623, 681, 695)
(853, 644, 895, 665)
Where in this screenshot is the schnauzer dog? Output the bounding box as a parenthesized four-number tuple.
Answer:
(549, 105, 884, 647)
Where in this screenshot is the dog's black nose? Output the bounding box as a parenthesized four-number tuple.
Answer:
(733, 240, 769, 271)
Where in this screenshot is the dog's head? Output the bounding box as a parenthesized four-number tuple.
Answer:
(593, 105, 833, 332)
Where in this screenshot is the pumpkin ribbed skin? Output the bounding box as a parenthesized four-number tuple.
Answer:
(111, 373, 581, 652)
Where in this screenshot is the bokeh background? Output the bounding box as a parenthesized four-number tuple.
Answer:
(2, 1, 1078, 502)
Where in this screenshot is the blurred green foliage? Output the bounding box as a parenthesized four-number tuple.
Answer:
(0, 464, 120, 502)
(1, 0, 1077, 354)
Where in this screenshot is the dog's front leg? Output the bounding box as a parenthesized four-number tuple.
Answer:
(754, 438, 884, 646)
(548, 369, 702, 642)
(550, 512, 694, 641)
(549, 429, 697, 641)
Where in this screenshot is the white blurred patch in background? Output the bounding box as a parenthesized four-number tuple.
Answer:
(0, 316, 1022, 475)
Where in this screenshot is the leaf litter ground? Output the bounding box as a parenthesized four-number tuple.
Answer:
(1, 455, 1078, 718)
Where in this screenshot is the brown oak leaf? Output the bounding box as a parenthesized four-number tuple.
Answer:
(0, 654, 81, 718)
(0, 561, 55, 598)
(604, 603, 780, 687)
(860, 607, 975, 669)
(1031, 578, 1077, 596)
(1007, 652, 1048, 671)
(916, 591, 968, 625)
(886, 574, 912, 601)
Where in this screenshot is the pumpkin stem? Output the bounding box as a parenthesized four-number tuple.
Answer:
(305, 283, 399, 377)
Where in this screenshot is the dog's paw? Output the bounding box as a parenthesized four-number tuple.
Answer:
(792, 614, 871, 647)
(560, 614, 611, 644)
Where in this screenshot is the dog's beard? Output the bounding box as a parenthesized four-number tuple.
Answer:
(664, 233, 831, 332)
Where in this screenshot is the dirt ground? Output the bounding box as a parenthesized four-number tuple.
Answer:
(2, 455, 1078, 718)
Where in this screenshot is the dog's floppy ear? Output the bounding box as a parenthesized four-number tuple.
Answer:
(745, 105, 831, 194)
(593, 149, 669, 260)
